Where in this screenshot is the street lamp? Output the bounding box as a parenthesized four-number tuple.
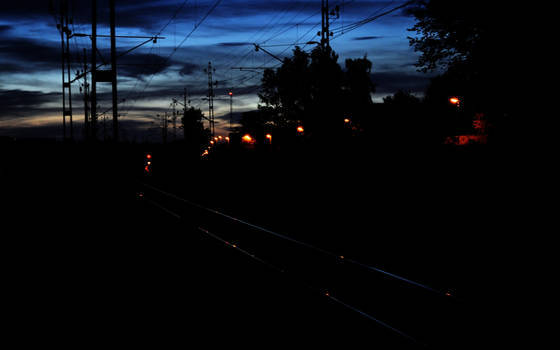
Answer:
(449, 97, 460, 106)
(228, 91, 233, 131)
(242, 134, 253, 143)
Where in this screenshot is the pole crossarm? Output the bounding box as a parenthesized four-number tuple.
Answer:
(253, 44, 283, 63)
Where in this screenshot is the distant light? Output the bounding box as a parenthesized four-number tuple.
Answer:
(242, 134, 253, 143)
(344, 118, 350, 123)
(297, 126, 304, 133)
(218, 135, 223, 140)
(210, 140, 214, 145)
(225, 136, 230, 142)
(144, 166, 150, 172)
(449, 97, 460, 105)
(228, 91, 233, 96)
(146, 154, 152, 159)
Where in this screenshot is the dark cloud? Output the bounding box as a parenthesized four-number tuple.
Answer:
(178, 62, 199, 76)
(217, 42, 252, 47)
(0, 1, 52, 18)
(352, 36, 383, 41)
(117, 53, 172, 80)
(0, 37, 60, 72)
(0, 89, 59, 119)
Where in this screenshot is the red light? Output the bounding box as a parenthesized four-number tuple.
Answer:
(146, 154, 152, 159)
(228, 91, 233, 96)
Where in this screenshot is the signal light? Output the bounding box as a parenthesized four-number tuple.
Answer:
(144, 153, 152, 173)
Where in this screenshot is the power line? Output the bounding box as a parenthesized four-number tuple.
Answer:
(331, 0, 413, 39)
(122, 0, 224, 117)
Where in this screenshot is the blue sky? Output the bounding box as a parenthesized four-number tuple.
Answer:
(0, 0, 432, 141)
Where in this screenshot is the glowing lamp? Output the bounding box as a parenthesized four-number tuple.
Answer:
(449, 97, 460, 105)
(296, 126, 304, 133)
(242, 134, 253, 142)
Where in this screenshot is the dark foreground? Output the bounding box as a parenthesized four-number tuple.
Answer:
(1, 141, 521, 348)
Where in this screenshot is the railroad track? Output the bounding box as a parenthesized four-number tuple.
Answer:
(138, 181, 473, 349)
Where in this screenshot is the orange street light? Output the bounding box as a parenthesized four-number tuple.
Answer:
(449, 97, 460, 105)
(344, 118, 350, 124)
(296, 126, 304, 133)
(242, 134, 253, 143)
(265, 133, 272, 143)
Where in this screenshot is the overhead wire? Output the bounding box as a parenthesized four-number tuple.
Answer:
(122, 0, 224, 120)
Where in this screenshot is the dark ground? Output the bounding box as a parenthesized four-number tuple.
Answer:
(1, 140, 523, 348)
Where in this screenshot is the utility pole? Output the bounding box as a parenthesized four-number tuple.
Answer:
(58, 0, 73, 141)
(91, 0, 97, 141)
(319, 0, 339, 52)
(109, 0, 118, 143)
(162, 113, 168, 144)
(184, 87, 188, 114)
(172, 100, 177, 142)
(228, 90, 233, 131)
(81, 48, 90, 140)
(204, 62, 217, 138)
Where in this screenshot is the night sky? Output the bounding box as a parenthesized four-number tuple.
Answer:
(0, 0, 431, 141)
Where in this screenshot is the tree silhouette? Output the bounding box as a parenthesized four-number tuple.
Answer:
(344, 56, 375, 131)
(408, 0, 518, 143)
(258, 46, 374, 144)
(181, 106, 207, 155)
